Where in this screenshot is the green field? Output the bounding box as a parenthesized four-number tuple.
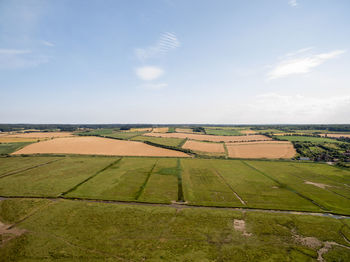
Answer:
(205, 128, 243, 136)
(1, 198, 350, 261)
(0, 142, 33, 155)
(1, 156, 350, 260)
(131, 135, 185, 147)
(276, 135, 339, 143)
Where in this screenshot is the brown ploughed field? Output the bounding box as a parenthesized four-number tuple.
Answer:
(145, 132, 271, 143)
(182, 140, 225, 153)
(12, 136, 189, 157)
(225, 141, 296, 159)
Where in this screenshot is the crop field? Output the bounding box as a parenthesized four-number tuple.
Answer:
(182, 140, 225, 154)
(0, 142, 32, 155)
(276, 135, 339, 143)
(225, 141, 296, 159)
(131, 135, 185, 147)
(12, 136, 189, 157)
(1, 155, 350, 260)
(1, 198, 350, 261)
(151, 127, 169, 133)
(204, 128, 243, 136)
(0, 137, 39, 143)
(2, 132, 73, 138)
(321, 133, 350, 138)
(145, 132, 272, 143)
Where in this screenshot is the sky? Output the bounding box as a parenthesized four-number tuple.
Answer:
(1, 0, 350, 124)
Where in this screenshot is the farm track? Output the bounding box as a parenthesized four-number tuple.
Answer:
(135, 160, 158, 200)
(212, 169, 246, 205)
(0, 159, 62, 179)
(1, 195, 349, 220)
(60, 158, 122, 196)
(241, 161, 329, 211)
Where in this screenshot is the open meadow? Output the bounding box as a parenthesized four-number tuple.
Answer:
(1, 155, 350, 261)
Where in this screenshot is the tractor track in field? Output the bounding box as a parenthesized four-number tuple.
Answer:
(1, 195, 349, 220)
(0, 159, 62, 179)
(213, 169, 246, 205)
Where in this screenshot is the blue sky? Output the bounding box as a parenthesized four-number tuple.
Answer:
(1, 0, 349, 124)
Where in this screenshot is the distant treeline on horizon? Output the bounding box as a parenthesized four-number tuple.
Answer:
(1, 124, 350, 132)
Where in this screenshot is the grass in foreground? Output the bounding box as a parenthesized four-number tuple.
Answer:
(1, 199, 350, 261)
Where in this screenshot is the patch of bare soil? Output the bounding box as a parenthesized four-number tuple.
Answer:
(292, 229, 350, 262)
(151, 128, 169, 133)
(182, 140, 225, 153)
(0, 221, 26, 246)
(12, 136, 189, 157)
(233, 219, 252, 237)
(304, 181, 330, 189)
(225, 141, 296, 159)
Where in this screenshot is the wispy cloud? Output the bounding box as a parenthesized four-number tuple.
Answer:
(267, 49, 346, 80)
(288, 0, 298, 7)
(136, 66, 164, 81)
(135, 32, 180, 60)
(42, 41, 55, 47)
(0, 48, 49, 69)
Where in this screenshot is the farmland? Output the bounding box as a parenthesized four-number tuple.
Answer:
(182, 140, 225, 154)
(1, 125, 350, 261)
(145, 132, 272, 143)
(12, 136, 189, 157)
(225, 141, 296, 159)
(275, 135, 339, 143)
(1, 155, 350, 261)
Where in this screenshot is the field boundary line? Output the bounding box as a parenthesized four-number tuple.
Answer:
(0, 158, 62, 179)
(213, 169, 246, 205)
(1, 195, 349, 219)
(176, 159, 185, 202)
(135, 160, 158, 200)
(241, 161, 328, 211)
(223, 143, 228, 158)
(8, 200, 56, 230)
(60, 158, 122, 197)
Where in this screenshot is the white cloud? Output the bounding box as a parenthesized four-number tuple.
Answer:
(135, 32, 180, 60)
(141, 83, 168, 90)
(42, 41, 55, 47)
(267, 49, 346, 80)
(0, 48, 49, 69)
(136, 66, 164, 81)
(288, 0, 298, 7)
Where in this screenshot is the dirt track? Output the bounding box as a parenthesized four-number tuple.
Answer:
(12, 136, 189, 157)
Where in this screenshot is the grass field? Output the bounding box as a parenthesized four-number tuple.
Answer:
(1, 198, 350, 261)
(0, 142, 33, 155)
(205, 128, 243, 136)
(276, 135, 340, 143)
(131, 135, 185, 147)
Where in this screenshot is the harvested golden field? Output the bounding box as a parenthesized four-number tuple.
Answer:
(0, 137, 39, 143)
(320, 133, 350, 138)
(4, 132, 73, 138)
(145, 132, 271, 143)
(175, 128, 195, 133)
(240, 130, 256, 135)
(182, 140, 225, 153)
(151, 127, 169, 133)
(128, 128, 152, 132)
(225, 141, 296, 159)
(12, 136, 189, 157)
